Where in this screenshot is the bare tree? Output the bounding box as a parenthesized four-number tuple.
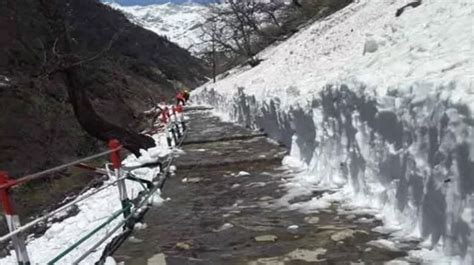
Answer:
(199, 0, 351, 74)
(200, 1, 264, 66)
(260, 1, 286, 30)
(36, 2, 156, 157)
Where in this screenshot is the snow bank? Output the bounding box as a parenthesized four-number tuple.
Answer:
(194, 0, 474, 263)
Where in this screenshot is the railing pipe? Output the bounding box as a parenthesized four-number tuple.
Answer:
(0, 147, 121, 190)
(0, 175, 127, 244)
(0, 172, 30, 265)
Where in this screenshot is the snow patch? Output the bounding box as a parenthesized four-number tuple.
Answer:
(236, 171, 251, 177)
(367, 239, 401, 252)
(104, 256, 117, 265)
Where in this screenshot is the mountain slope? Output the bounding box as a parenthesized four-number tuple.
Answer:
(107, 2, 209, 53)
(0, 0, 207, 177)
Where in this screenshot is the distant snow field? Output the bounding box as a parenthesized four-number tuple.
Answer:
(107, 2, 209, 53)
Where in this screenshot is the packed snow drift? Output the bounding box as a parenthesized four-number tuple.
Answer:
(194, 0, 474, 263)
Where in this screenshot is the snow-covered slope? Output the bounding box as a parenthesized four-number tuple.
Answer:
(194, 0, 474, 263)
(107, 2, 208, 53)
(197, 0, 473, 109)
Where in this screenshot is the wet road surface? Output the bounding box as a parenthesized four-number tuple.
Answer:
(114, 109, 412, 265)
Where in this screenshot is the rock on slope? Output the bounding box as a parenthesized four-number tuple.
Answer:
(194, 0, 473, 263)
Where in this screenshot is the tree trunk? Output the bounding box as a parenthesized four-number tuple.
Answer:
(63, 67, 156, 157)
(31, 1, 157, 159)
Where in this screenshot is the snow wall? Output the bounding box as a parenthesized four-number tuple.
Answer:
(194, 82, 474, 263)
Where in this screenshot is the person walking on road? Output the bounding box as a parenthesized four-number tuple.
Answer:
(176, 90, 190, 106)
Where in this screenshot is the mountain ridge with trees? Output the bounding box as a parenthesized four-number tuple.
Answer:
(0, 0, 208, 177)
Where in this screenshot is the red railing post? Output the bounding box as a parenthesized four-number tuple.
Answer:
(108, 140, 131, 219)
(161, 106, 173, 147)
(0, 172, 30, 265)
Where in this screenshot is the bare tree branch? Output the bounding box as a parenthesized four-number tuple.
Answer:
(199, 0, 290, 69)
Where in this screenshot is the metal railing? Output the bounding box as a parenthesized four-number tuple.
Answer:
(0, 141, 124, 265)
(0, 104, 188, 264)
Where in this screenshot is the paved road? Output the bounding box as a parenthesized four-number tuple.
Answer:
(114, 109, 410, 265)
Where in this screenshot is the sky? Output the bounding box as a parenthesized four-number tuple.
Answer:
(102, 0, 215, 5)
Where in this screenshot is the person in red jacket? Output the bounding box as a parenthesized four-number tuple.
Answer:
(159, 104, 170, 124)
(176, 90, 190, 106)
